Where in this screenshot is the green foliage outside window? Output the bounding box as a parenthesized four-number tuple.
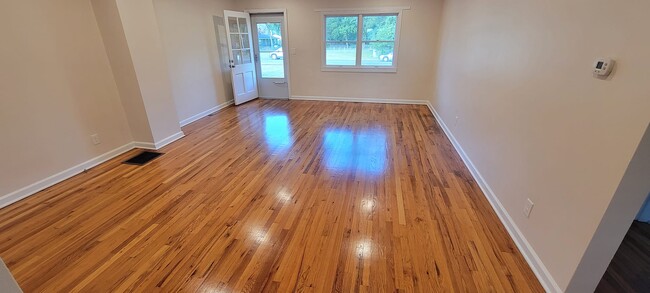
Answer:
(325, 15, 396, 54)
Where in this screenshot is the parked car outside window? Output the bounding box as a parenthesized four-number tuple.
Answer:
(270, 48, 283, 60)
(379, 52, 393, 62)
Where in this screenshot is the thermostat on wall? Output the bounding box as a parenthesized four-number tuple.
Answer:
(593, 58, 614, 77)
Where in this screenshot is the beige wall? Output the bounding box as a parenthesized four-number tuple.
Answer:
(235, 0, 443, 101)
(568, 125, 650, 292)
(3, 1, 647, 290)
(0, 258, 21, 293)
(115, 0, 182, 143)
(433, 0, 650, 291)
(92, 0, 155, 142)
(0, 0, 132, 196)
(154, 0, 236, 123)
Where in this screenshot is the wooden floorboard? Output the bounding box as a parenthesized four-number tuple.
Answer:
(0, 99, 543, 292)
(596, 220, 650, 293)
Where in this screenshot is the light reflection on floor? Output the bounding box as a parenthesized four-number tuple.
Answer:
(355, 239, 373, 259)
(250, 227, 268, 245)
(322, 129, 387, 175)
(276, 187, 292, 203)
(263, 114, 292, 152)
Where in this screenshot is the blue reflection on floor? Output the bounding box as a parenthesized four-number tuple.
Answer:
(323, 129, 387, 175)
(264, 114, 292, 152)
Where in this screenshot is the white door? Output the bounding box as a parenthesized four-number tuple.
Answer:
(251, 14, 289, 99)
(224, 10, 258, 105)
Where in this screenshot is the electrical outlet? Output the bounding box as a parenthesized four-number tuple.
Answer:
(91, 134, 101, 145)
(523, 198, 534, 218)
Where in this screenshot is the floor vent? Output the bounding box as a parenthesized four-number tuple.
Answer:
(123, 151, 163, 166)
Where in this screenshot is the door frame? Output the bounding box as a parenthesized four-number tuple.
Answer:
(251, 14, 289, 99)
(245, 9, 292, 99)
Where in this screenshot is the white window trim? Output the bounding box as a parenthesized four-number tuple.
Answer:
(320, 8, 404, 73)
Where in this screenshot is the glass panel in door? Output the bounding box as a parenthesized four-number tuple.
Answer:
(229, 17, 253, 66)
(228, 17, 239, 33)
(232, 49, 243, 65)
(230, 34, 242, 49)
(256, 22, 285, 78)
(238, 17, 249, 33)
(241, 34, 250, 49)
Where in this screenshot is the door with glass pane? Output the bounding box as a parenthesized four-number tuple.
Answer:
(224, 10, 258, 105)
(251, 14, 289, 99)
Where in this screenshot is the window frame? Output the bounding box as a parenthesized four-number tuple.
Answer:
(321, 9, 403, 73)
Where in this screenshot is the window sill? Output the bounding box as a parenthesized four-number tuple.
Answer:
(321, 66, 397, 73)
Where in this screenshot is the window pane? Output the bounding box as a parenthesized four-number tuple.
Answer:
(241, 49, 252, 64)
(361, 41, 395, 66)
(230, 34, 241, 49)
(257, 22, 285, 78)
(326, 42, 357, 66)
(232, 49, 242, 65)
(238, 17, 249, 33)
(362, 15, 397, 41)
(325, 16, 358, 41)
(241, 33, 250, 49)
(228, 17, 239, 33)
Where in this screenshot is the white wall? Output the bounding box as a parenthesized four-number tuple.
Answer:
(153, 0, 236, 123)
(433, 0, 650, 291)
(0, 0, 133, 197)
(235, 0, 444, 101)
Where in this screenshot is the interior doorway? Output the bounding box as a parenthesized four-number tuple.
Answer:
(250, 13, 289, 99)
(595, 193, 650, 292)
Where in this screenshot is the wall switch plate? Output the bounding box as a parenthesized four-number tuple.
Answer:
(524, 198, 534, 218)
(91, 134, 101, 145)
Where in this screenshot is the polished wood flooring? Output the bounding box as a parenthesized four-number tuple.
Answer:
(0, 100, 543, 292)
(596, 220, 650, 293)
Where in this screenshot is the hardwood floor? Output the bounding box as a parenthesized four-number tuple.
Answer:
(0, 100, 543, 292)
(596, 220, 650, 293)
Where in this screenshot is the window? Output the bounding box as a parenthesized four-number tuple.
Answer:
(256, 22, 285, 78)
(322, 10, 401, 72)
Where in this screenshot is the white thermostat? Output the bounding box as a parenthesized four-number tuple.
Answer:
(593, 58, 614, 77)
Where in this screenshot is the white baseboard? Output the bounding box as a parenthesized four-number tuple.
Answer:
(291, 95, 428, 105)
(260, 96, 290, 100)
(0, 96, 559, 293)
(133, 131, 185, 150)
(426, 102, 561, 293)
(179, 100, 234, 127)
(132, 141, 156, 150)
(1, 130, 186, 209)
(0, 142, 134, 209)
(154, 132, 185, 149)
